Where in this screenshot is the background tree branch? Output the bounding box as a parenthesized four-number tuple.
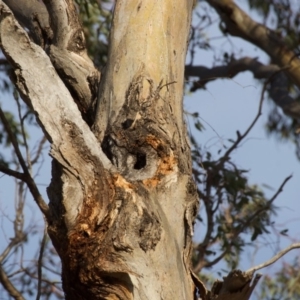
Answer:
(205, 0, 300, 88)
(44, 0, 100, 125)
(186, 57, 300, 119)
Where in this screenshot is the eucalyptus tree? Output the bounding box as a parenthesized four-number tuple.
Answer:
(0, 1, 300, 300)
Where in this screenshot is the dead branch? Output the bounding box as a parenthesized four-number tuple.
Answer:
(246, 242, 300, 275)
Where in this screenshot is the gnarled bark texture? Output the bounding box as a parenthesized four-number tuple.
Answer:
(0, 0, 198, 299)
(0, 0, 262, 299)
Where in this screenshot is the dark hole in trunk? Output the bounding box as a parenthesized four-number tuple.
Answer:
(134, 152, 146, 169)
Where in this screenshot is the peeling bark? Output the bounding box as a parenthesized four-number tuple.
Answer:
(0, 0, 264, 299)
(44, 0, 100, 125)
(3, 0, 52, 47)
(0, 0, 198, 299)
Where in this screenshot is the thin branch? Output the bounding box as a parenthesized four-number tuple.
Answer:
(246, 242, 300, 275)
(42, 264, 61, 276)
(16, 96, 32, 174)
(194, 79, 268, 271)
(268, 175, 293, 205)
(0, 107, 28, 174)
(194, 174, 292, 274)
(234, 175, 292, 238)
(193, 244, 228, 273)
(24, 175, 50, 219)
(0, 107, 50, 219)
(22, 267, 62, 287)
(31, 135, 47, 166)
(0, 58, 8, 64)
(186, 57, 300, 120)
(36, 224, 47, 300)
(218, 79, 267, 166)
(0, 265, 24, 300)
(205, 0, 300, 88)
(0, 238, 23, 263)
(216, 68, 287, 170)
(0, 165, 25, 180)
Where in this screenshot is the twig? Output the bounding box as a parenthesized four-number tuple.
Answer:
(0, 238, 23, 264)
(0, 265, 24, 300)
(0, 107, 50, 219)
(193, 73, 292, 274)
(31, 136, 47, 166)
(246, 242, 300, 275)
(268, 175, 292, 205)
(36, 224, 47, 300)
(0, 107, 28, 174)
(196, 175, 292, 273)
(234, 175, 292, 239)
(0, 166, 25, 181)
(217, 77, 268, 167)
(16, 96, 32, 174)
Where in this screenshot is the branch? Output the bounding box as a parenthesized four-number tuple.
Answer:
(0, 165, 25, 180)
(205, 0, 300, 88)
(0, 107, 50, 218)
(31, 135, 47, 166)
(185, 57, 300, 120)
(217, 74, 267, 167)
(43, 0, 100, 125)
(268, 175, 292, 205)
(0, 265, 24, 300)
(3, 0, 52, 47)
(0, 107, 28, 174)
(185, 57, 280, 89)
(16, 96, 32, 173)
(193, 84, 265, 273)
(209, 270, 261, 300)
(194, 244, 228, 273)
(231, 174, 292, 240)
(246, 242, 300, 275)
(36, 225, 47, 300)
(0, 2, 113, 227)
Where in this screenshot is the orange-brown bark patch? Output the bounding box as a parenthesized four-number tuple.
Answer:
(113, 173, 134, 191)
(142, 134, 178, 188)
(145, 134, 162, 150)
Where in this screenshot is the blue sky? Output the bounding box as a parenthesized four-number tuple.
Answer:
(186, 1, 300, 291)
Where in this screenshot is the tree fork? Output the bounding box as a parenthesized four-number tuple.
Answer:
(0, 0, 198, 299)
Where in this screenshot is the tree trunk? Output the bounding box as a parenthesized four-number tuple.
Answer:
(0, 0, 198, 299)
(51, 0, 198, 298)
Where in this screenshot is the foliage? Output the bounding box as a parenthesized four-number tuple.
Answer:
(256, 258, 300, 300)
(75, 0, 112, 67)
(188, 111, 281, 272)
